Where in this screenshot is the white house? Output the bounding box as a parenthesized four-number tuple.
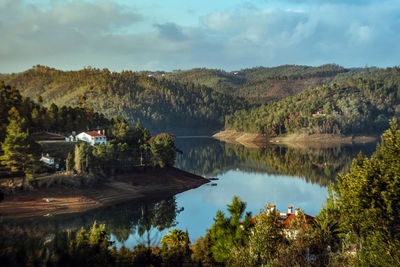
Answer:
(76, 130, 107, 145)
(41, 154, 55, 165)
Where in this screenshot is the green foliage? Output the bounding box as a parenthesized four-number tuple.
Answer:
(160, 229, 192, 266)
(68, 221, 114, 266)
(110, 116, 131, 141)
(337, 119, 400, 265)
(2, 66, 247, 133)
(208, 196, 252, 263)
(0, 108, 41, 183)
(149, 133, 177, 168)
(167, 64, 350, 103)
(229, 208, 284, 266)
(129, 244, 161, 266)
(0, 83, 109, 143)
(160, 229, 189, 247)
(226, 67, 400, 136)
(68, 118, 177, 177)
(191, 235, 216, 266)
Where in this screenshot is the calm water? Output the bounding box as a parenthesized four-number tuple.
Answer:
(1, 137, 377, 248)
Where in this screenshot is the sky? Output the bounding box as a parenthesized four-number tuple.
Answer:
(1, 0, 400, 73)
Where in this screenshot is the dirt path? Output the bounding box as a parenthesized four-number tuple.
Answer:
(0, 167, 209, 219)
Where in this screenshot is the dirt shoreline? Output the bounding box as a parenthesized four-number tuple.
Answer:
(0, 167, 209, 220)
(213, 130, 377, 148)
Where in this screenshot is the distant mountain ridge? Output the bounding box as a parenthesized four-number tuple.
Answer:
(2, 65, 248, 135)
(163, 64, 380, 103)
(1, 64, 384, 135)
(224, 67, 400, 136)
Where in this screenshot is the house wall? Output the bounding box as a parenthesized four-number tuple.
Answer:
(76, 133, 107, 145)
(76, 133, 94, 145)
(41, 157, 54, 165)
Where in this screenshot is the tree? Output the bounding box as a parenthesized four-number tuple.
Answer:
(337, 119, 400, 265)
(208, 196, 252, 263)
(229, 207, 284, 266)
(191, 235, 216, 266)
(68, 221, 114, 266)
(161, 229, 189, 247)
(110, 116, 130, 141)
(160, 229, 192, 266)
(149, 133, 177, 167)
(66, 152, 73, 172)
(74, 144, 82, 174)
(0, 107, 41, 186)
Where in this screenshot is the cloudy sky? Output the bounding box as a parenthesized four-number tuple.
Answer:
(1, 0, 399, 73)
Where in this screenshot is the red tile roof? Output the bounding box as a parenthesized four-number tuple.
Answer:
(248, 212, 315, 229)
(84, 131, 105, 137)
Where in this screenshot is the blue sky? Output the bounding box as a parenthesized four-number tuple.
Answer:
(1, 0, 399, 72)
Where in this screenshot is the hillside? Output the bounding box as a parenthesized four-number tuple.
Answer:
(3, 65, 248, 135)
(165, 64, 378, 103)
(224, 67, 400, 136)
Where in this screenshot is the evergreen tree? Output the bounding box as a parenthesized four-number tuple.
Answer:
(0, 107, 41, 185)
(229, 208, 284, 266)
(208, 196, 252, 263)
(337, 119, 400, 265)
(149, 133, 177, 167)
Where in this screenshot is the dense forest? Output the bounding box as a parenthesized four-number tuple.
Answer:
(2, 64, 389, 136)
(0, 81, 109, 142)
(0, 83, 177, 188)
(165, 64, 378, 103)
(225, 67, 400, 136)
(2, 65, 247, 134)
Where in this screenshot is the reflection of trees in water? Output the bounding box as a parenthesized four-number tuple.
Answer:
(0, 196, 182, 261)
(175, 138, 377, 186)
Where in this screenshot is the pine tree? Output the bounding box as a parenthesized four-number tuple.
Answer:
(208, 196, 252, 263)
(0, 107, 41, 186)
(338, 118, 400, 265)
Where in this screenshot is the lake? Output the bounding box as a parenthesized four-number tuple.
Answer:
(1, 137, 377, 248)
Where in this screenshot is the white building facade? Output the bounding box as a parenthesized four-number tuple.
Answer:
(76, 130, 107, 145)
(40, 154, 55, 165)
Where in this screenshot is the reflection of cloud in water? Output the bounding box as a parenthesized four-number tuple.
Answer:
(204, 170, 327, 216)
(173, 169, 327, 242)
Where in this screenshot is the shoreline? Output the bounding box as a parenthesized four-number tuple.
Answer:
(213, 130, 377, 148)
(0, 167, 209, 220)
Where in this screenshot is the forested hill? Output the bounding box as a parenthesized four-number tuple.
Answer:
(225, 67, 400, 136)
(164, 64, 379, 103)
(3, 65, 248, 135)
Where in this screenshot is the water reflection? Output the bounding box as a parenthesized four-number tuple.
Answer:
(175, 137, 377, 186)
(1, 137, 377, 252)
(0, 196, 182, 257)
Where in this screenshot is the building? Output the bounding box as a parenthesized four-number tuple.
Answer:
(76, 130, 107, 145)
(248, 204, 315, 239)
(65, 135, 76, 142)
(40, 154, 55, 165)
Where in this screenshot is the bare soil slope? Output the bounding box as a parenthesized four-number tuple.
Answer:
(0, 167, 209, 219)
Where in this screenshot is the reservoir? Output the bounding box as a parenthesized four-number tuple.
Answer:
(1, 137, 377, 248)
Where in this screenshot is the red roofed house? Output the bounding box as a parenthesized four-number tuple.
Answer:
(249, 204, 315, 239)
(76, 130, 107, 145)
